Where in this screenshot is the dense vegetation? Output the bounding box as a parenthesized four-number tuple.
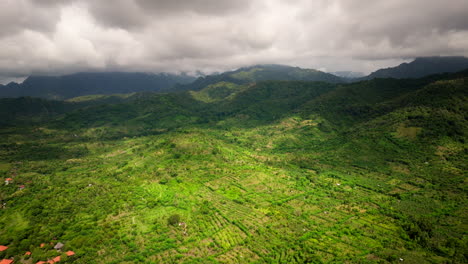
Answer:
(0, 72, 196, 100)
(362, 56, 468, 80)
(0, 70, 466, 263)
(174, 64, 343, 92)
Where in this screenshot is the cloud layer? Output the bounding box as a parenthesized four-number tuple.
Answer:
(1, 0, 467, 81)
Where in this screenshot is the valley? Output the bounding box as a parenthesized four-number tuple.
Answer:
(0, 67, 466, 263)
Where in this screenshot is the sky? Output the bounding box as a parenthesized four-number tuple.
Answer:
(1, 0, 468, 83)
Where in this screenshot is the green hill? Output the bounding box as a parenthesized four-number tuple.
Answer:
(0, 71, 466, 263)
(177, 64, 343, 93)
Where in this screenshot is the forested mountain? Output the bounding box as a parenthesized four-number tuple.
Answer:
(0, 72, 196, 100)
(0, 65, 344, 100)
(362, 56, 468, 80)
(176, 64, 343, 92)
(4, 58, 466, 102)
(0, 70, 466, 263)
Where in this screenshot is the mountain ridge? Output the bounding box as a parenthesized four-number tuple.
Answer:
(0, 72, 197, 100)
(0, 65, 343, 100)
(361, 56, 468, 80)
(175, 64, 344, 91)
(2, 57, 468, 100)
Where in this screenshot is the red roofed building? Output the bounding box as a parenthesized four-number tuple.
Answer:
(52, 256, 60, 262)
(25, 251, 31, 256)
(0, 259, 13, 264)
(65, 251, 75, 256)
(40, 243, 45, 248)
(47, 260, 54, 264)
(0, 246, 8, 251)
(4, 178, 12, 185)
(36, 262, 46, 264)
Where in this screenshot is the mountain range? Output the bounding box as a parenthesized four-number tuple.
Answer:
(362, 56, 468, 80)
(1, 57, 468, 100)
(0, 72, 196, 100)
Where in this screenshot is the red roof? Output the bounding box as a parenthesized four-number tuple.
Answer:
(65, 251, 75, 256)
(0, 245, 8, 251)
(0, 259, 13, 264)
(5, 178, 12, 181)
(36, 262, 46, 264)
(25, 251, 31, 255)
(52, 256, 60, 262)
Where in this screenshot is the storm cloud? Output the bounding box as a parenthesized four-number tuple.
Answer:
(1, 0, 467, 82)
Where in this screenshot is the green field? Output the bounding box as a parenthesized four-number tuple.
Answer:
(0, 72, 467, 263)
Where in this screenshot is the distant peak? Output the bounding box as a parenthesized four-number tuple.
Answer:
(6, 81, 20, 86)
(363, 56, 468, 80)
(412, 56, 468, 62)
(237, 64, 295, 71)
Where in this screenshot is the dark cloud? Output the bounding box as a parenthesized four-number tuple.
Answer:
(135, 0, 251, 15)
(85, 0, 148, 29)
(85, 0, 252, 30)
(0, 0, 467, 83)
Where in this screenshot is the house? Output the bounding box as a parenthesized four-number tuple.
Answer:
(65, 251, 75, 256)
(0, 245, 8, 251)
(25, 251, 31, 256)
(0, 259, 13, 264)
(4, 178, 12, 185)
(40, 243, 45, 248)
(52, 256, 61, 262)
(53, 242, 64, 251)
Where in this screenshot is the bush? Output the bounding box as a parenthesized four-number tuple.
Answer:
(167, 214, 181, 226)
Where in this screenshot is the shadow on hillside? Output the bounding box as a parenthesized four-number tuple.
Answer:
(1, 142, 88, 161)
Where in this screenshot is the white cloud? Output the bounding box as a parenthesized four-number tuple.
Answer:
(0, 0, 467, 81)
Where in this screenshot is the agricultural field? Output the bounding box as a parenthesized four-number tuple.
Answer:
(0, 72, 467, 263)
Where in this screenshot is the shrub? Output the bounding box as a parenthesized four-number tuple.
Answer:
(167, 214, 181, 226)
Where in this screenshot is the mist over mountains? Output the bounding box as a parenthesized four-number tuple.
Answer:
(0, 72, 196, 100)
(331, 71, 366, 79)
(1, 56, 468, 100)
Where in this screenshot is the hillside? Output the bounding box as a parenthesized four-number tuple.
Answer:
(0, 71, 466, 263)
(0, 93, 141, 127)
(0, 72, 196, 100)
(362, 56, 468, 80)
(177, 64, 343, 92)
